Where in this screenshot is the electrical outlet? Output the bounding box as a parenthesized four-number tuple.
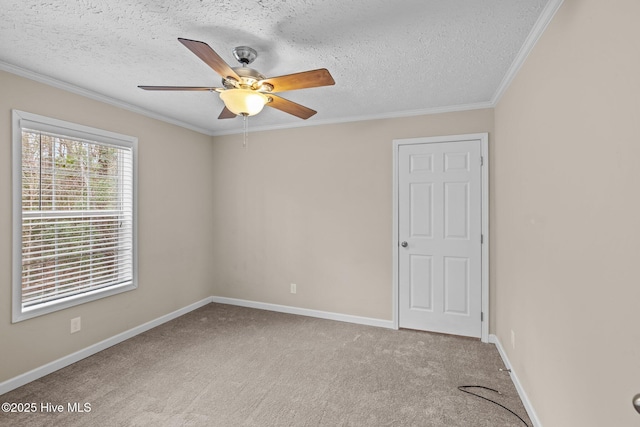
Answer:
(70, 317, 81, 334)
(290, 283, 297, 294)
(511, 329, 515, 349)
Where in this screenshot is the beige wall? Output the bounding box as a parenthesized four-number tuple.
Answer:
(0, 71, 215, 382)
(493, 0, 640, 425)
(1, 68, 494, 385)
(211, 110, 494, 321)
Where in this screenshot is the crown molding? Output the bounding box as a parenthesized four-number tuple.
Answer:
(490, 0, 565, 105)
(0, 61, 215, 136)
(1, 60, 491, 137)
(209, 101, 495, 136)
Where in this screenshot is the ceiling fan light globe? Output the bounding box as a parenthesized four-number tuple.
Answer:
(220, 89, 268, 116)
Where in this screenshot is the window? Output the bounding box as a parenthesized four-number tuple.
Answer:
(12, 110, 137, 322)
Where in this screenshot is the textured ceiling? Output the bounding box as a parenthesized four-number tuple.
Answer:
(0, 0, 551, 135)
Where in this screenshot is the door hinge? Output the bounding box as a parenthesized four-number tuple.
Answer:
(480, 156, 484, 166)
(481, 234, 484, 244)
(481, 312, 484, 322)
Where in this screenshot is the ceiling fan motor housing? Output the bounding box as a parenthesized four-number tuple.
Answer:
(223, 66, 271, 91)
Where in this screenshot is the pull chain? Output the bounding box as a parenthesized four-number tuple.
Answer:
(242, 113, 249, 150)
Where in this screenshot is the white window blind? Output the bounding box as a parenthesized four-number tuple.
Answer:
(12, 110, 137, 322)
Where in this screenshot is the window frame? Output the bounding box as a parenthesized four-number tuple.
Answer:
(12, 110, 138, 322)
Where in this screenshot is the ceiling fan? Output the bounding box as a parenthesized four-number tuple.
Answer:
(139, 38, 335, 120)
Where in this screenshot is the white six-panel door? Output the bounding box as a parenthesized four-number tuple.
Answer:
(398, 139, 482, 338)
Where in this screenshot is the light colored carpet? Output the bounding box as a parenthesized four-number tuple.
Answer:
(0, 303, 530, 426)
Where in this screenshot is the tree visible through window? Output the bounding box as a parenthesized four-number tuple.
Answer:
(13, 110, 136, 322)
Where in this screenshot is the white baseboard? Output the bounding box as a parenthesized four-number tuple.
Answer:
(489, 334, 542, 427)
(0, 297, 213, 396)
(211, 296, 395, 329)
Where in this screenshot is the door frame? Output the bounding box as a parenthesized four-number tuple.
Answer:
(392, 133, 489, 343)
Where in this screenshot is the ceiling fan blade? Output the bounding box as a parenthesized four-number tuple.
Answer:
(218, 106, 236, 119)
(261, 69, 335, 93)
(178, 38, 240, 81)
(138, 86, 221, 91)
(266, 94, 317, 119)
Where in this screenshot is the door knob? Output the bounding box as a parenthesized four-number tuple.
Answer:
(634, 394, 640, 414)
(401, 241, 408, 248)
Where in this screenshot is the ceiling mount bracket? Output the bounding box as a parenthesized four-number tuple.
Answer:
(233, 46, 258, 66)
